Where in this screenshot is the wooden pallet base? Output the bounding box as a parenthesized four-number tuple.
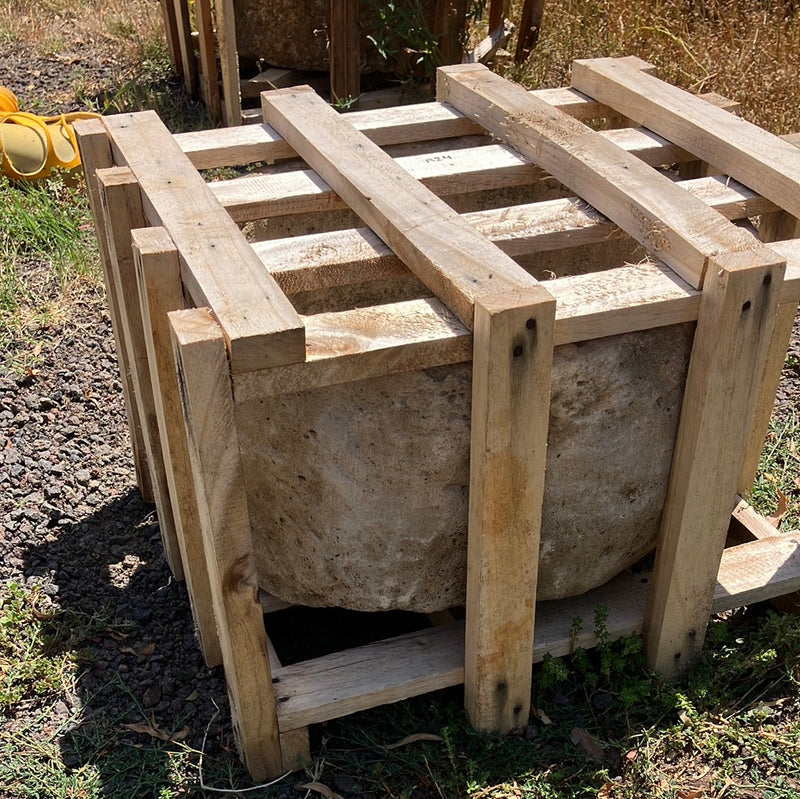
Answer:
(266, 513, 800, 738)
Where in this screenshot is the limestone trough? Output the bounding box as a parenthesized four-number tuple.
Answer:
(76, 58, 800, 780)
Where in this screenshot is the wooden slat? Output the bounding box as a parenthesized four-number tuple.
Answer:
(233, 298, 472, 400)
(714, 535, 800, 611)
(97, 167, 183, 578)
(215, 0, 241, 126)
(261, 86, 547, 329)
(133, 226, 221, 667)
(211, 143, 535, 223)
(103, 111, 305, 373)
(644, 248, 785, 679)
(203, 126, 724, 224)
(194, 0, 221, 121)
(464, 19, 514, 65)
(271, 527, 800, 733)
(250, 175, 777, 297)
(171, 0, 197, 95)
(170, 307, 282, 780)
(175, 87, 740, 170)
(436, 63, 760, 290)
(514, 0, 544, 63)
(274, 623, 465, 732)
(465, 287, 555, 732)
(232, 256, 800, 402)
(739, 211, 800, 495)
(435, 0, 468, 65)
(571, 57, 800, 220)
(73, 120, 153, 502)
(330, 0, 361, 106)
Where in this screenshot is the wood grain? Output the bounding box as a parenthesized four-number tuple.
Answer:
(133, 227, 221, 666)
(170, 308, 282, 779)
(102, 112, 305, 373)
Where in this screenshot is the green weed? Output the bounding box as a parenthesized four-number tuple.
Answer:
(750, 411, 800, 531)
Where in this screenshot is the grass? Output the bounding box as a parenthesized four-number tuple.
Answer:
(2, 0, 800, 796)
(500, 0, 800, 134)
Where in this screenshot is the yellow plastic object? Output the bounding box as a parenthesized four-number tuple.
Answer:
(0, 86, 19, 113)
(0, 85, 100, 180)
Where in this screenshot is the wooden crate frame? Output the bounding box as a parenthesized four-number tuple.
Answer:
(158, 0, 526, 125)
(76, 57, 800, 780)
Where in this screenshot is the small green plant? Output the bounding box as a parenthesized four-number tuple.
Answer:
(0, 582, 79, 714)
(750, 411, 800, 531)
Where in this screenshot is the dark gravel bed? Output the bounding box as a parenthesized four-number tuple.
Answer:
(0, 273, 249, 789)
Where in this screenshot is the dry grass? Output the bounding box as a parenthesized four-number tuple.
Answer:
(0, 0, 161, 58)
(501, 0, 800, 133)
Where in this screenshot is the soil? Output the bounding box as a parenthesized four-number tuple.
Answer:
(1, 17, 800, 797)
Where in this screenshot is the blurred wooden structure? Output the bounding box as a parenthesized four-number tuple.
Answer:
(157, 0, 527, 124)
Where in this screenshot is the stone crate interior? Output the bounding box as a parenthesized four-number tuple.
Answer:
(76, 57, 800, 780)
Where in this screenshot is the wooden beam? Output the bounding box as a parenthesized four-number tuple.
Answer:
(132, 226, 221, 667)
(102, 112, 305, 372)
(170, 307, 282, 780)
(232, 255, 800, 402)
(465, 287, 555, 732)
(436, 63, 760, 290)
(464, 19, 514, 65)
(215, 0, 241, 125)
(261, 86, 547, 329)
(97, 167, 183, 579)
(570, 57, 800, 220)
(329, 0, 361, 106)
(171, 0, 197, 95)
(194, 0, 221, 121)
(435, 0, 468, 65)
(739, 211, 800, 495)
(514, 0, 544, 64)
(644, 248, 785, 679)
(174, 87, 741, 170)
(73, 120, 152, 502)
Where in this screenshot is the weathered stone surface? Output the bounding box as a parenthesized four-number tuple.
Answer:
(236, 323, 695, 612)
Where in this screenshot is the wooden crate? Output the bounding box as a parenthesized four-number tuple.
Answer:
(158, 0, 522, 125)
(75, 57, 800, 780)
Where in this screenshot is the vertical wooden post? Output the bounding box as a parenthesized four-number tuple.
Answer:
(465, 286, 555, 732)
(435, 0, 468, 65)
(159, 0, 183, 80)
(216, 0, 242, 125)
(488, 0, 508, 32)
(195, 0, 221, 121)
(132, 227, 222, 667)
(97, 167, 184, 580)
(739, 212, 800, 495)
(514, 0, 545, 64)
(330, 0, 361, 107)
(170, 307, 282, 780)
(73, 120, 153, 504)
(644, 248, 785, 679)
(172, 0, 198, 96)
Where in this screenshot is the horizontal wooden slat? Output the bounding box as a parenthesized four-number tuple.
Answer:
(103, 111, 305, 373)
(233, 298, 473, 400)
(252, 174, 778, 296)
(437, 63, 761, 290)
(176, 85, 739, 170)
(207, 126, 743, 224)
(571, 57, 800, 220)
(233, 253, 800, 400)
(272, 529, 800, 731)
(714, 535, 800, 611)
